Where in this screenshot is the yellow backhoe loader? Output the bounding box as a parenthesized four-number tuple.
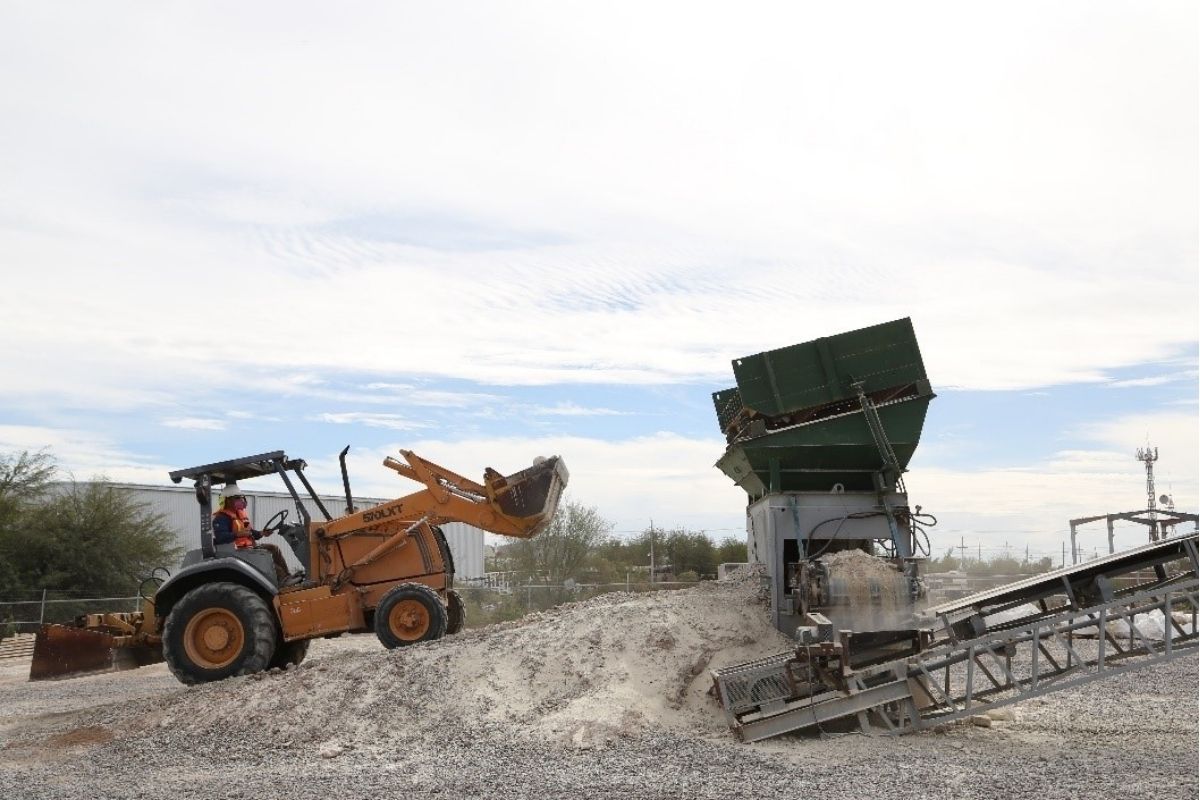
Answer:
(30, 447, 568, 684)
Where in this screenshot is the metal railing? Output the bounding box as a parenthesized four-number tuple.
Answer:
(0, 593, 140, 633)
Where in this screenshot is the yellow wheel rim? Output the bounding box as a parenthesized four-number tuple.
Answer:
(183, 608, 245, 669)
(388, 599, 431, 642)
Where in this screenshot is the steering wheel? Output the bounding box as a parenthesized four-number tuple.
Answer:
(261, 509, 289, 536)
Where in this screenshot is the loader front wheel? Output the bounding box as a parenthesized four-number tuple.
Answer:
(375, 583, 447, 648)
(445, 589, 466, 635)
(163, 582, 277, 685)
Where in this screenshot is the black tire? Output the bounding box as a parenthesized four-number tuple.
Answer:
(445, 588, 466, 635)
(374, 583, 448, 649)
(268, 638, 310, 670)
(163, 582, 278, 685)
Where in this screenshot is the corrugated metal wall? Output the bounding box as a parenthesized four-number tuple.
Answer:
(436, 522, 486, 579)
(108, 483, 486, 578)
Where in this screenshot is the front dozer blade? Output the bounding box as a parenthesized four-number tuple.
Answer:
(488, 456, 570, 538)
(29, 624, 162, 681)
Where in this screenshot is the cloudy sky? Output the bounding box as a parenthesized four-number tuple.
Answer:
(1, 2, 1196, 562)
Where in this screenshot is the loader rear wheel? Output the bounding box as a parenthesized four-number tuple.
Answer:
(375, 583, 447, 648)
(445, 589, 466, 635)
(163, 582, 277, 685)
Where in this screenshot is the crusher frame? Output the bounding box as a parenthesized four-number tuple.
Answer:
(712, 532, 1199, 742)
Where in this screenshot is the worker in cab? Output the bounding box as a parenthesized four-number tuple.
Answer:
(212, 484, 258, 547)
(214, 484, 303, 586)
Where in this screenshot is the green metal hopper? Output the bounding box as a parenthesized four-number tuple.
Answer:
(714, 318, 934, 495)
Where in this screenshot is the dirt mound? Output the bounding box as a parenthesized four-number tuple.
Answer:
(117, 573, 793, 752)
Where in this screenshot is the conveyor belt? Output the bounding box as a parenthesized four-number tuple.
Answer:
(925, 534, 1198, 623)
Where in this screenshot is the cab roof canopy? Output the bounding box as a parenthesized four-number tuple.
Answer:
(168, 451, 307, 486)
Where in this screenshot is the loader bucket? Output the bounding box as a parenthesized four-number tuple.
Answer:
(29, 624, 163, 681)
(487, 456, 570, 538)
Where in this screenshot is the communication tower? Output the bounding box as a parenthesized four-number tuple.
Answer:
(1136, 446, 1159, 538)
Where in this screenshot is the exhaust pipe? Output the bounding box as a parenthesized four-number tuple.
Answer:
(339, 446, 355, 515)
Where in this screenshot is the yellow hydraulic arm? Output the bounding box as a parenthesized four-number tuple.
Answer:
(317, 450, 568, 581)
(322, 450, 567, 538)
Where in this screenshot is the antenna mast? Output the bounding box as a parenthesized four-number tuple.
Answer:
(1136, 446, 1159, 540)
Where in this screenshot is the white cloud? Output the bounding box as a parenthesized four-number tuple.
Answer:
(363, 383, 414, 392)
(1072, 410, 1199, 457)
(401, 390, 507, 409)
(161, 417, 228, 431)
(0, 2, 1194, 560)
(0, 424, 170, 484)
(356, 384, 504, 408)
(303, 433, 747, 537)
(0, 1, 1194, 404)
(906, 409, 1198, 556)
(226, 410, 283, 422)
(1107, 371, 1198, 389)
(530, 403, 630, 417)
(314, 412, 429, 431)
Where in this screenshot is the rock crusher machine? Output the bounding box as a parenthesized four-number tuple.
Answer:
(712, 317, 937, 636)
(709, 319, 1199, 741)
(31, 448, 568, 685)
(713, 533, 1198, 742)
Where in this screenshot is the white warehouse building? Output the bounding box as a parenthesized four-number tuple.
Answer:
(108, 483, 487, 579)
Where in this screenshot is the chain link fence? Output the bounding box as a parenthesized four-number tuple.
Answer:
(0, 580, 703, 640)
(0, 591, 141, 638)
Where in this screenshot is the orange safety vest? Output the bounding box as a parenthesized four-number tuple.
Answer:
(214, 508, 255, 548)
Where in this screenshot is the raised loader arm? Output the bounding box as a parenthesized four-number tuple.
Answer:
(316, 451, 568, 584)
(323, 450, 568, 539)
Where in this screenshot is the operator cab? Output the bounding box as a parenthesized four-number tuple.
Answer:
(168, 451, 331, 589)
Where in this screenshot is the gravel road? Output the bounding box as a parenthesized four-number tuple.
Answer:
(1, 580, 1196, 800)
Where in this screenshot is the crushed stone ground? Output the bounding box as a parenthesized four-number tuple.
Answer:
(1, 572, 1196, 800)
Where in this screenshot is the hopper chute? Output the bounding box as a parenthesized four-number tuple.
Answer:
(713, 318, 934, 495)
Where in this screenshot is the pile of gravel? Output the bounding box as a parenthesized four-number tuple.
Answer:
(1, 572, 1196, 800)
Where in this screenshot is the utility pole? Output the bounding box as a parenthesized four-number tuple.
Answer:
(959, 536, 967, 567)
(1061, 541, 1066, 568)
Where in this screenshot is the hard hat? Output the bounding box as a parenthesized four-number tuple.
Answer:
(224, 482, 245, 498)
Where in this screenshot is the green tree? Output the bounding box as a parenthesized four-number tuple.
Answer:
(657, 528, 717, 577)
(715, 536, 748, 565)
(926, 546, 960, 572)
(0, 449, 181, 598)
(22, 480, 180, 596)
(506, 498, 613, 583)
(0, 450, 56, 529)
(0, 450, 58, 596)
